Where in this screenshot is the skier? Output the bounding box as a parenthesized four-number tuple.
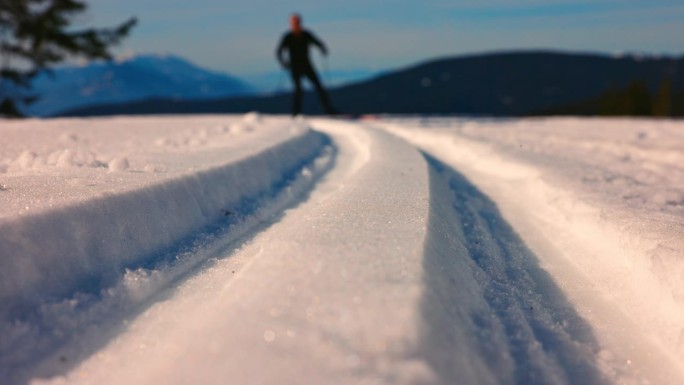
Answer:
(276, 13, 336, 116)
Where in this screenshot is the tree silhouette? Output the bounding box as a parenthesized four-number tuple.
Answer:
(652, 78, 672, 117)
(0, 0, 136, 117)
(599, 81, 652, 116)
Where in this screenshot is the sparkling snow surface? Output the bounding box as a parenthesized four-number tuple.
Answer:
(1, 114, 683, 385)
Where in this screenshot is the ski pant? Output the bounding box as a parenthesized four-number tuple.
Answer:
(289, 64, 333, 115)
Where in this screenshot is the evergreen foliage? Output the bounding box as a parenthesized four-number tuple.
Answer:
(599, 81, 652, 116)
(652, 78, 672, 117)
(0, 0, 136, 117)
(597, 79, 677, 116)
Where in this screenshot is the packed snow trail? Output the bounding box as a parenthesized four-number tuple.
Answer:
(11, 118, 610, 385)
(24, 120, 439, 384)
(2, 115, 683, 384)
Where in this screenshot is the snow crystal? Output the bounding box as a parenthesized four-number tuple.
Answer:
(228, 122, 253, 135)
(15, 150, 37, 169)
(263, 330, 276, 343)
(243, 111, 262, 124)
(108, 157, 130, 172)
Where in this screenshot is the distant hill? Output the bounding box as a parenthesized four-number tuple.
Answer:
(60, 51, 684, 117)
(27, 54, 255, 116)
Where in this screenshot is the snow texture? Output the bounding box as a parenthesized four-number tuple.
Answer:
(1, 114, 683, 385)
(383, 117, 684, 384)
(0, 114, 333, 384)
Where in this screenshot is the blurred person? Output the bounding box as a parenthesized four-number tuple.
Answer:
(276, 13, 336, 116)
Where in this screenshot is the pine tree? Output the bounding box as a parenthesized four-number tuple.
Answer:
(652, 78, 672, 117)
(626, 81, 652, 116)
(599, 81, 652, 116)
(0, 0, 136, 117)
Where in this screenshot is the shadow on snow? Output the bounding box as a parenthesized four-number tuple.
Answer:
(418, 154, 609, 385)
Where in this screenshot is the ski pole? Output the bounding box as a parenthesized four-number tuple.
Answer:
(274, 68, 287, 94)
(323, 55, 332, 87)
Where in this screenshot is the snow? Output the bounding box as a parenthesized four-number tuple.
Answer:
(382, 117, 684, 383)
(0, 114, 333, 384)
(1, 114, 683, 385)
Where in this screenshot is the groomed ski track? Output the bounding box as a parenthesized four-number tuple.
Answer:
(2, 116, 682, 385)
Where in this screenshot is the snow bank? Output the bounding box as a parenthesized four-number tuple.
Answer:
(0, 114, 333, 383)
(0, 129, 325, 311)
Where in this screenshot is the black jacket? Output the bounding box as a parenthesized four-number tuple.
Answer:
(276, 30, 327, 72)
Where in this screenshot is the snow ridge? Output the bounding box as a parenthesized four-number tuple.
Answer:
(0, 124, 334, 384)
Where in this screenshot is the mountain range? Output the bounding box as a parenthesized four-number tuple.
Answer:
(58, 51, 684, 117)
(25, 54, 254, 116)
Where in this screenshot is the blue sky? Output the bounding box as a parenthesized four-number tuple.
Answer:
(84, 1, 684, 81)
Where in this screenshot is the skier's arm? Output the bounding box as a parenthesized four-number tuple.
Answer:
(276, 35, 290, 68)
(307, 31, 328, 56)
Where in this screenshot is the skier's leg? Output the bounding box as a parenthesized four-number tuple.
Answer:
(305, 68, 334, 114)
(291, 72, 303, 116)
